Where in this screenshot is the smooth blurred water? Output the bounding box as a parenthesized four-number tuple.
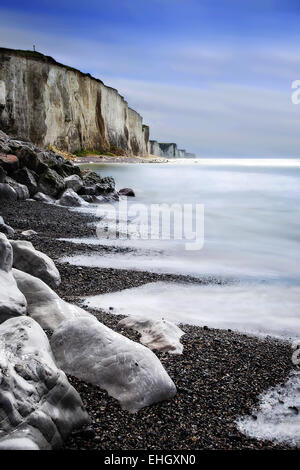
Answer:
(70, 160, 300, 284)
(61, 160, 300, 335)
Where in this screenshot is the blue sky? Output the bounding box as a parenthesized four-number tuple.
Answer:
(1, 0, 300, 156)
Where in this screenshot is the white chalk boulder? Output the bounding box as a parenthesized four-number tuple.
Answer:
(21, 229, 38, 237)
(10, 239, 61, 288)
(50, 317, 177, 413)
(118, 317, 185, 354)
(64, 175, 83, 193)
(58, 188, 88, 207)
(13, 268, 92, 331)
(33, 192, 55, 204)
(0, 234, 27, 323)
(0, 316, 89, 450)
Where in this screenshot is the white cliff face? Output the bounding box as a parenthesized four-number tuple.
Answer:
(50, 316, 177, 413)
(149, 140, 163, 157)
(0, 49, 149, 156)
(149, 141, 195, 158)
(159, 143, 178, 158)
(178, 149, 186, 157)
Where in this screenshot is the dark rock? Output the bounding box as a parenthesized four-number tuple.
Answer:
(0, 142, 11, 154)
(38, 168, 65, 197)
(82, 171, 102, 186)
(13, 167, 38, 196)
(64, 175, 83, 193)
(5, 176, 30, 200)
(36, 152, 68, 177)
(48, 152, 65, 166)
(79, 181, 117, 198)
(119, 188, 135, 197)
(6, 139, 23, 151)
(96, 176, 115, 194)
(39, 151, 64, 167)
(16, 146, 40, 172)
(0, 130, 8, 141)
(0, 166, 6, 183)
(79, 185, 97, 196)
(35, 152, 50, 174)
(0, 153, 19, 174)
(62, 163, 81, 177)
(0, 216, 14, 236)
(0, 183, 17, 201)
(51, 164, 68, 178)
(81, 195, 99, 203)
(109, 190, 120, 201)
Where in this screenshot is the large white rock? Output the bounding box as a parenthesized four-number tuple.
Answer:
(0, 233, 27, 323)
(10, 239, 61, 288)
(13, 269, 92, 331)
(58, 188, 88, 207)
(64, 175, 83, 193)
(50, 317, 177, 413)
(21, 229, 38, 237)
(118, 317, 185, 354)
(0, 316, 89, 450)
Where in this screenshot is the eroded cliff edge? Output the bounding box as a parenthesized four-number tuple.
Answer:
(0, 48, 149, 156)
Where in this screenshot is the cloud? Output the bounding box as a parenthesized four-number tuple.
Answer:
(104, 77, 300, 157)
(0, 6, 300, 156)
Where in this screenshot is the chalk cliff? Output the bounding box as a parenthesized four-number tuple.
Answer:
(0, 48, 149, 156)
(149, 140, 195, 158)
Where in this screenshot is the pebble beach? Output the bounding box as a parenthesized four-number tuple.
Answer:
(1, 199, 296, 451)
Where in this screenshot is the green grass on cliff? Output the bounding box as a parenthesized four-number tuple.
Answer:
(74, 146, 126, 157)
(74, 149, 102, 157)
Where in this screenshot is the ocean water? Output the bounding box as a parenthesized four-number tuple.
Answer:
(60, 159, 300, 447)
(63, 159, 300, 287)
(82, 281, 300, 339)
(62, 160, 300, 329)
(65, 160, 300, 279)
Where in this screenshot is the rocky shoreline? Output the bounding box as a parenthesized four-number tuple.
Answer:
(74, 154, 168, 164)
(0, 198, 296, 450)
